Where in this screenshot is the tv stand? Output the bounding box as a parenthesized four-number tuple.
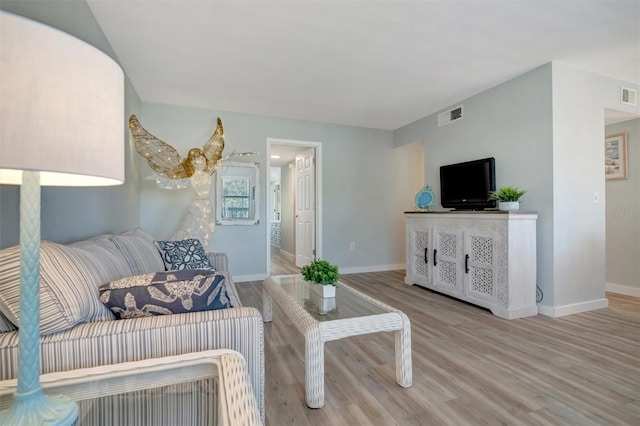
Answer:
(404, 211, 538, 319)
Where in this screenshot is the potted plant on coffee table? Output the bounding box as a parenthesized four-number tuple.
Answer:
(490, 186, 526, 211)
(301, 259, 340, 298)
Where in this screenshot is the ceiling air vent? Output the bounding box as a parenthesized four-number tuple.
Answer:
(438, 105, 463, 127)
(621, 87, 637, 106)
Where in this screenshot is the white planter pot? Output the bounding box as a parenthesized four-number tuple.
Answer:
(309, 292, 337, 314)
(498, 201, 520, 211)
(310, 283, 336, 298)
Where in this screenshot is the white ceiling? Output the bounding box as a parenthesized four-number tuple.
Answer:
(269, 144, 308, 167)
(88, 0, 639, 131)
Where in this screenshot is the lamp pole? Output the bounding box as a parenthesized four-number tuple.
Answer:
(0, 172, 78, 425)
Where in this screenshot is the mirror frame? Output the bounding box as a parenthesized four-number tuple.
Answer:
(215, 161, 260, 225)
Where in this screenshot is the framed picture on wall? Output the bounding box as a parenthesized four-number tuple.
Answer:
(605, 133, 628, 180)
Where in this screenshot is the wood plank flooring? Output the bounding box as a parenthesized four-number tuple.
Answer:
(240, 255, 639, 425)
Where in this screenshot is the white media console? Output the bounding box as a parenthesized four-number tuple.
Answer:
(404, 211, 538, 319)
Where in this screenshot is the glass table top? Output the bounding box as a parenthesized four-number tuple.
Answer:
(267, 275, 390, 321)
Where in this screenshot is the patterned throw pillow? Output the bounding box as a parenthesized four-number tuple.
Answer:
(99, 270, 232, 320)
(153, 239, 214, 271)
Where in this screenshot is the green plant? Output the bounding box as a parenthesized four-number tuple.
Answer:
(301, 259, 340, 286)
(489, 186, 526, 202)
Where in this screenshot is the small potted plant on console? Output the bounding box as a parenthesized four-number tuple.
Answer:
(301, 259, 340, 298)
(490, 186, 526, 211)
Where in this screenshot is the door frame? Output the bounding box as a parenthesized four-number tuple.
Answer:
(266, 138, 322, 275)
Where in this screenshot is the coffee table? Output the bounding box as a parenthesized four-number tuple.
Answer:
(0, 349, 261, 426)
(263, 274, 412, 408)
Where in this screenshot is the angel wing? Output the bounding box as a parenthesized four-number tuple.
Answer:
(129, 115, 225, 179)
(202, 117, 225, 174)
(129, 115, 192, 179)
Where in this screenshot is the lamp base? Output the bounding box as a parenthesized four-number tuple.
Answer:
(0, 388, 78, 426)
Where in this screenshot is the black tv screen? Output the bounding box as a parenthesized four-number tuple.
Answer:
(440, 157, 496, 210)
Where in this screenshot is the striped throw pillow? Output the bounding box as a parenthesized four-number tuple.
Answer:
(0, 311, 16, 333)
(110, 228, 165, 275)
(0, 242, 122, 335)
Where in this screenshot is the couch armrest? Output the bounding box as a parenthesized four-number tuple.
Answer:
(206, 253, 241, 308)
(207, 252, 229, 272)
(0, 307, 265, 421)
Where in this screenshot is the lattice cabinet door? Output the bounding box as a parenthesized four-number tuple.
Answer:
(407, 226, 432, 286)
(463, 230, 498, 304)
(432, 228, 464, 295)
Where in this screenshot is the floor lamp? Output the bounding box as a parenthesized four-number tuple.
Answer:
(0, 12, 124, 425)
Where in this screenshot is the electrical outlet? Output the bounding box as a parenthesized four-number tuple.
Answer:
(350, 242, 355, 250)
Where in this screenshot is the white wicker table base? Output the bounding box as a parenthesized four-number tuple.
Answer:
(263, 275, 412, 408)
(0, 349, 262, 426)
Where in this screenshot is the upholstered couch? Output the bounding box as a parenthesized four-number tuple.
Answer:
(0, 228, 264, 418)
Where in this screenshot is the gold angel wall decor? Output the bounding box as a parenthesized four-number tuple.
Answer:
(129, 114, 225, 249)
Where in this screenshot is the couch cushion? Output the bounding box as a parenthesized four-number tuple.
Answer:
(0, 312, 16, 333)
(153, 239, 214, 271)
(69, 235, 133, 281)
(68, 235, 137, 321)
(110, 228, 165, 275)
(99, 270, 231, 319)
(0, 242, 119, 335)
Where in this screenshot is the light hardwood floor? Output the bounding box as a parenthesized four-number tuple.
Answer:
(240, 259, 639, 425)
(270, 246, 300, 276)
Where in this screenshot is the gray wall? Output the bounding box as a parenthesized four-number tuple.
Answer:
(605, 118, 640, 294)
(137, 103, 400, 279)
(549, 63, 629, 309)
(394, 62, 639, 315)
(394, 64, 554, 303)
(0, 1, 142, 248)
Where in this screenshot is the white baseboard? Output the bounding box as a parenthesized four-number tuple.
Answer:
(279, 249, 295, 262)
(235, 264, 405, 282)
(606, 282, 640, 297)
(339, 263, 405, 274)
(537, 298, 609, 318)
(235, 273, 268, 283)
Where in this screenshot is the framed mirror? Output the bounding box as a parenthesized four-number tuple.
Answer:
(215, 161, 260, 225)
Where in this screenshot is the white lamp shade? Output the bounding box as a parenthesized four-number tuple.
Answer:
(0, 11, 124, 186)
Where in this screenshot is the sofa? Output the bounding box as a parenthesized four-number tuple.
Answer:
(0, 228, 264, 419)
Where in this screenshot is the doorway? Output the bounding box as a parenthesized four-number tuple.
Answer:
(266, 138, 322, 276)
(604, 108, 640, 298)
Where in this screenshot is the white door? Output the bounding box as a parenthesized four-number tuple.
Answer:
(295, 148, 315, 267)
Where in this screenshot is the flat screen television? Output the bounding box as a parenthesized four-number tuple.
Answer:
(440, 157, 496, 210)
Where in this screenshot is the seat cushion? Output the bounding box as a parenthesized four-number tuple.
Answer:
(99, 270, 232, 319)
(153, 239, 214, 271)
(110, 228, 165, 275)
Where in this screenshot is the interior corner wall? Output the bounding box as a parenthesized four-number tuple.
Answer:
(605, 118, 640, 295)
(279, 162, 295, 256)
(551, 62, 639, 310)
(0, 1, 142, 249)
(393, 64, 555, 306)
(390, 142, 424, 261)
